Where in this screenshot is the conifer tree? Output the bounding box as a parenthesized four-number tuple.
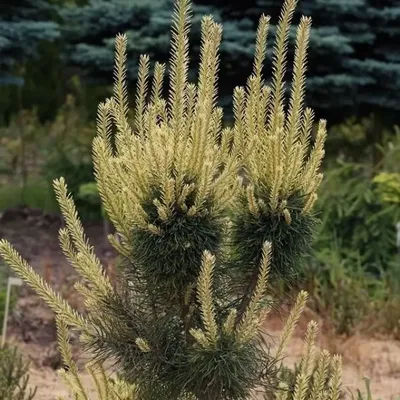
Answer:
(198, 0, 400, 118)
(0, 0, 60, 86)
(62, 0, 400, 118)
(60, 0, 180, 82)
(0, 0, 335, 398)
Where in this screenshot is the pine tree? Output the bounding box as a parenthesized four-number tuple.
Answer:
(0, 0, 339, 398)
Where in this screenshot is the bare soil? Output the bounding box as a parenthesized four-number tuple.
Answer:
(1, 212, 399, 399)
(263, 313, 400, 399)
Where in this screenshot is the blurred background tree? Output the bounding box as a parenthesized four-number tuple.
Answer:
(0, 0, 60, 86)
(196, 0, 400, 121)
(0, 0, 61, 122)
(1, 0, 399, 123)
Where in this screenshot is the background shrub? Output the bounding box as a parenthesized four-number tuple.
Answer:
(0, 345, 36, 400)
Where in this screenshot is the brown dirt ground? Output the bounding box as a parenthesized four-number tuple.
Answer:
(1, 215, 400, 399)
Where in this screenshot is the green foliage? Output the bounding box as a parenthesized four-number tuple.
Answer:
(77, 182, 99, 206)
(60, 0, 174, 81)
(0, 96, 98, 218)
(301, 235, 400, 337)
(45, 156, 96, 218)
(373, 172, 400, 205)
(302, 246, 376, 335)
(325, 115, 378, 165)
(1, 0, 400, 122)
(186, 336, 272, 400)
(312, 120, 400, 336)
(325, 116, 400, 167)
(0, 109, 48, 213)
(129, 184, 225, 303)
(232, 192, 318, 286)
(380, 127, 400, 172)
(217, 0, 400, 117)
(301, 119, 400, 335)
(0, 109, 44, 191)
(0, 1, 64, 121)
(89, 294, 279, 399)
(44, 95, 94, 161)
(0, 0, 60, 86)
(316, 161, 399, 273)
(0, 180, 58, 213)
(370, 256, 400, 339)
(15, 42, 67, 122)
(0, 345, 36, 400)
(61, 0, 376, 119)
(42, 95, 100, 219)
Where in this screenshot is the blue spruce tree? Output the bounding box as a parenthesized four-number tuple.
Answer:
(61, 0, 400, 119)
(60, 0, 245, 108)
(61, 0, 179, 82)
(197, 0, 400, 119)
(0, 0, 60, 86)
